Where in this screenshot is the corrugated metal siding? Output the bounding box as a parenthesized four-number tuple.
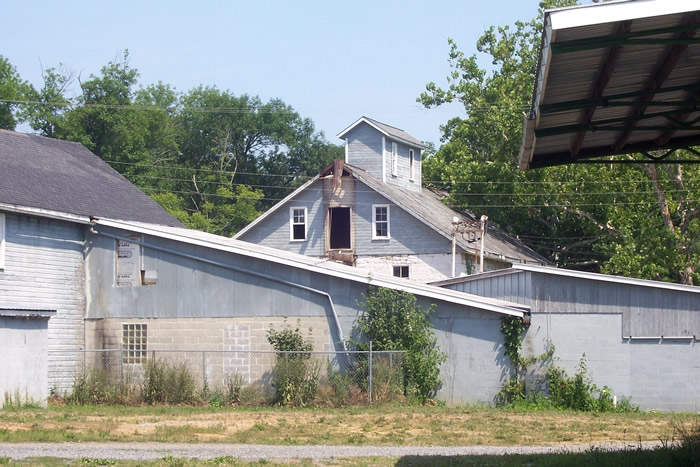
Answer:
(0, 213, 85, 392)
(441, 270, 532, 306)
(346, 123, 383, 180)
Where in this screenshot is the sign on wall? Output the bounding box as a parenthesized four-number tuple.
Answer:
(116, 237, 141, 287)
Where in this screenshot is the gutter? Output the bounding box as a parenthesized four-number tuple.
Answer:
(90, 225, 349, 351)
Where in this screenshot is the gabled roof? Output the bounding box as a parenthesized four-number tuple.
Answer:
(337, 116, 427, 149)
(0, 130, 182, 226)
(346, 165, 550, 265)
(519, 0, 700, 170)
(234, 161, 550, 265)
(96, 217, 529, 317)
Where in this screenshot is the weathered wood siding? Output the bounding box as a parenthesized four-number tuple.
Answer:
(0, 213, 85, 392)
(345, 122, 384, 180)
(236, 180, 327, 256)
(354, 180, 450, 256)
(439, 269, 700, 411)
(382, 138, 421, 192)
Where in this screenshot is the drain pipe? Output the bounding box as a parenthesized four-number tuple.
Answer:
(91, 227, 347, 351)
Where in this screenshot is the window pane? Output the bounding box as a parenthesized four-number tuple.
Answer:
(293, 224, 305, 240)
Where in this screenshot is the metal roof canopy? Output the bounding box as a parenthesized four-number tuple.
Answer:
(519, 0, 700, 170)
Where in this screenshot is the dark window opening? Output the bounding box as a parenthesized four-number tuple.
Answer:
(393, 266, 409, 278)
(329, 207, 351, 250)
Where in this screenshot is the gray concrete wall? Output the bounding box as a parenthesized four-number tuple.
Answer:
(525, 312, 699, 412)
(0, 317, 50, 407)
(0, 212, 86, 393)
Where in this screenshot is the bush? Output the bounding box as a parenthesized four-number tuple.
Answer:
(68, 367, 125, 405)
(352, 287, 446, 403)
(267, 319, 320, 407)
(142, 357, 200, 405)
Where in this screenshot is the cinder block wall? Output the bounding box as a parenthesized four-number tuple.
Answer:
(85, 317, 332, 389)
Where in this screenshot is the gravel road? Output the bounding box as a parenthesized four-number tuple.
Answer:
(0, 441, 663, 461)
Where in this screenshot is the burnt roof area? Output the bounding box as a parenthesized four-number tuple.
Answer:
(519, 0, 700, 170)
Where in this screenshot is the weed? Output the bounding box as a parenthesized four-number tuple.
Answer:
(143, 357, 200, 405)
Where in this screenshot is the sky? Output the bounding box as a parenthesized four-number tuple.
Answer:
(1, 1, 586, 148)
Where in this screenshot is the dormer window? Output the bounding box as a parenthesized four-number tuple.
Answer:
(409, 149, 415, 181)
(391, 142, 398, 176)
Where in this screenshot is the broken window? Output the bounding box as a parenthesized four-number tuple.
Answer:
(329, 207, 351, 250)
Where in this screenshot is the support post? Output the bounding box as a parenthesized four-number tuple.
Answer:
(368, 341, 373, 404)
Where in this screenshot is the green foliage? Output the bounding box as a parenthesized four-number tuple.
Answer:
(68, 367, 127, 405)
(352, 287, 446, 403)
(266, 319, 319, 406)
(498, 320, 638, 412)
(0, 55, 32, 130)
(143, 358, 200, 405)
(420, 1, 700, 285)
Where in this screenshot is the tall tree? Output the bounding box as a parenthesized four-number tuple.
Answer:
(419, 1, 699, 284)
(0, 55, 32, 130)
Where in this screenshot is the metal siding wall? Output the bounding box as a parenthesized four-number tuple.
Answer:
(0, 317, 49, 407)
(0, 213, 85, 393)
(346, 123, 383, 179)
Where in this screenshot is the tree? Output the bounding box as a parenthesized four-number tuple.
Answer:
(0, 55, 32, 130)
(419, 1, 700, 284)
(352, 287, 446, 402)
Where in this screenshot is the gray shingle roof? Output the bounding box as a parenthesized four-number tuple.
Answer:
(345, 164, 551, 265)
(0, 130, 182, 226)
(337, 117, 427, 149)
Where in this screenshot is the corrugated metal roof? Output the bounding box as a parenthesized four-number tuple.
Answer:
(337, 116, 427, 149)
(519, 0, 700, 169)
(95, 218, 529, 317)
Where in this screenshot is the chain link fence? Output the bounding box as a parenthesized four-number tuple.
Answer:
(52, 348, 406, 405)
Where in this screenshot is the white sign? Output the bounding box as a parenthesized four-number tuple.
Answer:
(116, 238, 141, 287)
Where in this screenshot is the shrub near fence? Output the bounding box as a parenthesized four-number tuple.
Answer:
(54, 349, 406, 406)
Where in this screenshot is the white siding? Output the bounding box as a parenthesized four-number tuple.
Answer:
(0, 213, 85, 392)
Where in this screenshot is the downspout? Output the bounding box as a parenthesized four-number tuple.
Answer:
(90, 227, 348, 351)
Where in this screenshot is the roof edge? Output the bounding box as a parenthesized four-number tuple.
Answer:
(96, 218, 527, 317)
(0, 203, 92, 225)
(337, 117, 427, 149)
(513, 264, 700, 294)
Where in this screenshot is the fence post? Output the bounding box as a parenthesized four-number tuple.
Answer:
(120, 342, 124, 385)
(368, 341, 373, 404)
(202, 351, 207, 397)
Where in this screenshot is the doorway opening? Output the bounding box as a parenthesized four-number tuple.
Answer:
(328, 207, 351, 250)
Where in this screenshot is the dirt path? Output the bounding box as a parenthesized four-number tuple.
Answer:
(0, 441, 664, 461)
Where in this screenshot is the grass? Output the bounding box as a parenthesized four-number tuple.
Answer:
(0, 403, 696, 447)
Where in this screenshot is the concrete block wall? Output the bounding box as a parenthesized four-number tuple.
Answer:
(524, 313, 699, 412)
(85, 317, 332, 390)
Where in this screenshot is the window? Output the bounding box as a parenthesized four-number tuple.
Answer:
(393, 265, 409, 279)
(122, 323, 147, 364)
(329, 207, 352, 249)
(0, 213, 4, 270)
(391, 142, 398, 176)
(290, 207, 307, 241)
(409, 149, 415, 181)
(372, 205, 390, 239)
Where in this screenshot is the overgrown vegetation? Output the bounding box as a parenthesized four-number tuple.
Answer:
(497, 317, 637, 412)
(266, 319, 320, 407)
(351, 287, 446, 403)
(143, 358, 199, 405)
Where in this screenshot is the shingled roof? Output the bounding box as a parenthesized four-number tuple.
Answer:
(337, 116, 427, 149)
(0, 130, 182, 226)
